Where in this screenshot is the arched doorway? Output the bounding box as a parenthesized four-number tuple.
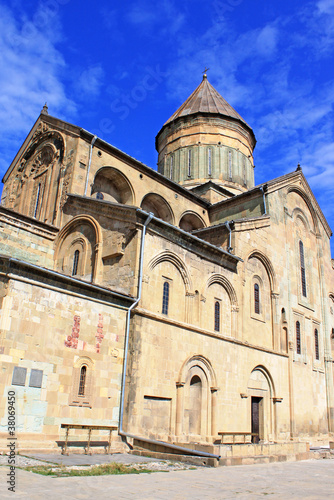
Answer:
(247, 367, 275, 442)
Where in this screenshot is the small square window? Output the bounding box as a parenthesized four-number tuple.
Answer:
(29, 369, 43, 388)
(12, 367, 27, 386)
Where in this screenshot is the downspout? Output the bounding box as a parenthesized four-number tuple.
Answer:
(224, 220, 234, 253)
(260, 185, 267, 215)
(84, 135, 97, 196)
(119, 210, 221, 461)
(119, 211, 154, 431)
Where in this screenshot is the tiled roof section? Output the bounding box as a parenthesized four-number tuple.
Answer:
(164, 75, 252, 129)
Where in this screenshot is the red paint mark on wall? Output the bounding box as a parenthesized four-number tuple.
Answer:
(65, 315, 81, 349)
(95, 314, 104, 353)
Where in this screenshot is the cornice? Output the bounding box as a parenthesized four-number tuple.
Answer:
(64, 195, 241, 269)
(266, 170, 332, 237)
(0, 254, 134, 307)
(0, 206, 58, 240)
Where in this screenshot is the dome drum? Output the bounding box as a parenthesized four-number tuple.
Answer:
(156, 76, 256, 193)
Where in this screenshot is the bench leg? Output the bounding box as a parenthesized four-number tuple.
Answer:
(85, 429, 92, 455)
(62, 428, 70, 456)
(107, 429, 112, 454)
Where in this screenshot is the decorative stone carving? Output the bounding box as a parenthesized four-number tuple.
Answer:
(32, 122, 49, 139)
(60, 150, 74, 210)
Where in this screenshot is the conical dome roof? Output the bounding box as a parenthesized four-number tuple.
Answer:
(163, 74, 252, 131)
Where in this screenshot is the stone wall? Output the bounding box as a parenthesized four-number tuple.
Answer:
(0, 260, 130, 451)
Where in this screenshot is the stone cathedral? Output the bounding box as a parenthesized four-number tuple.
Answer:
(1, 75, 334, 461)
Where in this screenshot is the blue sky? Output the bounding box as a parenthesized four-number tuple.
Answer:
(1, 0, 333, 252)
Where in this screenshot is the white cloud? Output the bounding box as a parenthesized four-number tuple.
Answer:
(127, 5, 156, 26)
(75, 65, 105, 97)
(0, 3, 76, 179)
(126, 0, 185, 35)
(163, 2, 334, 233)
(256, 26, 279, 57)
(317, 0, 334, 15)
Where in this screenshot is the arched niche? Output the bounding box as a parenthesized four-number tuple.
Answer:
(179, 211, 206, 232)
(149, 250, 192, 291)
(91, 167, 134, 205)
(287, 186, 318, 234)
(5, 129, 65, 223)
(245, 250, 277, 293)
(202, 275, 238, 337)
(147, 251, 191, 322)
(176, 355, 218, 440)
(244, 253, 274, 348)
(55, 215, 102, 282)
(140, 193, 174, 224)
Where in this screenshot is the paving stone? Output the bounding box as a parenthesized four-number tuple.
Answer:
(1, 458, 334, 499)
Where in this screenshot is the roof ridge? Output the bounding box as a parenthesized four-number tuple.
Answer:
(206, 79, 221, 114)
(163, 76, 252, 130)
(164, 80, 203, 125)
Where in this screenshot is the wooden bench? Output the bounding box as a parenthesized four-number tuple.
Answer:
(218, 432, 259, 444)
(60, 424, 118, 455)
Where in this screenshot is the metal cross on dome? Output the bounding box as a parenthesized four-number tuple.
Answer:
(203, 67, 210, 74)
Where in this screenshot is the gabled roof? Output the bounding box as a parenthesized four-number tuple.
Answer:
(2, 112, 211, 208)
(207, 169, 332, 238)
(163, 75, 252, 130)
(190, 181, 236, 199)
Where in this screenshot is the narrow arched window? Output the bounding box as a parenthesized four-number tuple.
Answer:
(254, 283, 260, 314)
(228, 151, 232, 180)
(296, 321, 301, 354)
(162, 281, 169, 315)
(299, 240, 307, 297)
(78, 365, 87, 396)
(96, 191, 104, 200)
(314, 329, 319, 360)
(281, 308, 286, 322)
(170, 156, 173, 180)
(34, 183, 42, 218)
(188, 150, 192, 177)
(208, 148, 212, 176)
(214, 301, 220, 332)
(72, 250, 80, 276)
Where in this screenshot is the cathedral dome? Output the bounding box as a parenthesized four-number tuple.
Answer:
(156, 75, 256, 194)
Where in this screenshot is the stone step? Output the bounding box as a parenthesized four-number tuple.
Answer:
(130, 448, 312, 467)
(130, 449, 217, 467)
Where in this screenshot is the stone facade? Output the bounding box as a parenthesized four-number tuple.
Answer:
(0, 77, 334, 452)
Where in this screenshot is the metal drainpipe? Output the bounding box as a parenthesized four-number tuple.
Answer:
(224, 221, 233, 253)
(119, 211, 154, 432)
(260, 186, 267, 215)
(119, 210, 221, 461)
(84, 135, 97, 196)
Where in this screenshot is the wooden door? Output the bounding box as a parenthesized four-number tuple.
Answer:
(251, 396, 263, 443)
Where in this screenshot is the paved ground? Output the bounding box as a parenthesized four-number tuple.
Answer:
(1, 457, 334, 499)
